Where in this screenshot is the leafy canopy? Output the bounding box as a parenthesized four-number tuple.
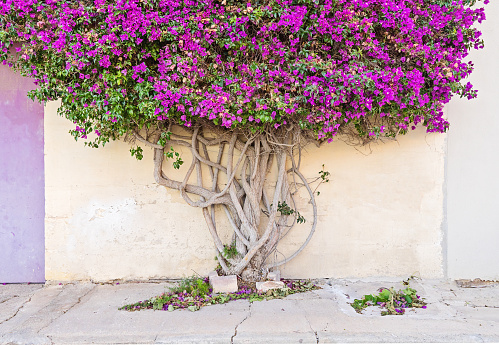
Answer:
(0, 0, 487, 150)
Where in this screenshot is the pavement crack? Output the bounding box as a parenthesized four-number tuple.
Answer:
(62, 285, 96, 315)
(0, 293, 36, 325)
(470, 304, 499, 308)
(0, 295, 19, 305)
(304, 314, 319, 344)
(37, 285, 97, 335)
(231, 301, 252, 344)
(300, 299, 319, 344)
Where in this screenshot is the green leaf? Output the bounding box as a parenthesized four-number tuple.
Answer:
(153, 302, 164, 310)
(378, 289, 391, 301)
(364, 294, 375, 302)
(167, 304, 174, 312)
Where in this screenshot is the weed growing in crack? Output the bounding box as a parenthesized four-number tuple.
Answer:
(350, 279, 427, 315)
(120, 279, 319, 312)
(168, 276, 211, 297)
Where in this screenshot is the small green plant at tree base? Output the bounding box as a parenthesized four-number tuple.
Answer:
(168, 276, 210, 298)
(351, 284, 427, 316)
(120, 279, 320, 312)
(222, 242, 239, 260)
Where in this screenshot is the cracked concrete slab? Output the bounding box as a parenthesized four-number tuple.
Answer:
(0, 296, 33, 326)
(295, 297, 343, 338)
(41, 283, 167, 344)
(454, 306, 499, 322)
(0, 279, 497, 344)
(0, 284, 43, 326)
(156, 299, 250, 344)
(230, 302, 251, 344)
(316, 279, 499, 343)
(232, 299, 317, 344)
(0, 283, 96, 345)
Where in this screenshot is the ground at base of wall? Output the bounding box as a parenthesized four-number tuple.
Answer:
(1, 278, 498, 344)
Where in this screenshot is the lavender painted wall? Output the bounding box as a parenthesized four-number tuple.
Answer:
(0, 64, 45, 283)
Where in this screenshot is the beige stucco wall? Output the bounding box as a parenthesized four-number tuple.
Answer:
(45, 99, 446, 281)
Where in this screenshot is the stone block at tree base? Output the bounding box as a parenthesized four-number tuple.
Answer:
(267, 270, 281, 281)
(210, 274, 238, 293)
(208, 271, 218, 285)
(256, 281, 285, 292)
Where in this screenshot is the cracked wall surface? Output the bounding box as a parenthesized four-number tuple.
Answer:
(45, 102, 446, 281)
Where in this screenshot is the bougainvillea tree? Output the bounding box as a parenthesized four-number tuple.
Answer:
(0, 0, 487, 280)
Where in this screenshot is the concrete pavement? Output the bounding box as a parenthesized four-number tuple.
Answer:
(0, 278, 498, 344)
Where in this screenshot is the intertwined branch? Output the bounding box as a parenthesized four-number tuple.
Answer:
(132, 123, 318, 280)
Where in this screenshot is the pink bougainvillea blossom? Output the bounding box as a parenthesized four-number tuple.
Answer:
(0, 0, 487, 146)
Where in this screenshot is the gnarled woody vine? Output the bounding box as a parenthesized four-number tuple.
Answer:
(132, 122, 321, 280)
(0, 0, 487, 280)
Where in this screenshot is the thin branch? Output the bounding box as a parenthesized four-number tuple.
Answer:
(134, 130, 191, 149)
(266, 138, 297, 147)
(231, 150, 288, 275)
(265, 167, 318, 269)
(202, 207, 230, 273)
(251, 136, 260, 181)
(153, 148, 230, 205)
(223, 204, 250, 247)
(200, 140, 217, 225)
(190, 127, 228, 173)
(177, 129, 252, 208)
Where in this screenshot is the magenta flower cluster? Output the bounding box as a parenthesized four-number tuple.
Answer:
(0, 0, 487, 145)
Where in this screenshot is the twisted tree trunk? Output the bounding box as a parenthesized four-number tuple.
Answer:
(133, 124, 318, 282)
